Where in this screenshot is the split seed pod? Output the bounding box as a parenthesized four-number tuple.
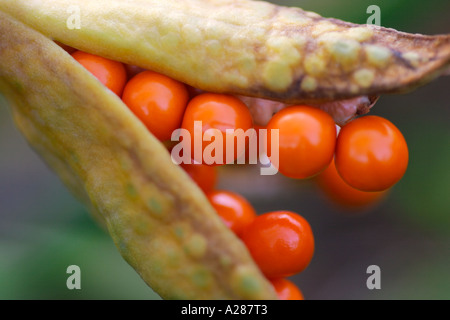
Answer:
(0, 0, 449, 299)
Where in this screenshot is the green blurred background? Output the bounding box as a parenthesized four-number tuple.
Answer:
(1, 0, 449, 300)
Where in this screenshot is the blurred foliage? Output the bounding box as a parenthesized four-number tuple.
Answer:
(0, 0, 449, 300)
(0, 212, 161, 300)
(276, 0, 450, 33)
(396, 116, 450, 233)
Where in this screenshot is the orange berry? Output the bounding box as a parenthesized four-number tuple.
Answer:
(271, 278, 305, 300)
(316, 158, 387, 209)
(122, 71, 189, 141)
(266, 106, 336, 179)
(71, 51, 126, 96)
(181, 93, 253, 165)
(180, 162, 217, 194)
(207, 190, 257, 235)
(240, 211, 314, 279)
(335, 115, 408, 192)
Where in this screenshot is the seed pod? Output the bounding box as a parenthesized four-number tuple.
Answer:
(1, 0, 448, 103)
(0, 12, 276, 300)
(0, 0, 449, 300)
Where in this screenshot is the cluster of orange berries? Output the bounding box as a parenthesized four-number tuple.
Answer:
(207, 190, 312, 300)
(69, 48, 409, 300)
(177, 166, 310, 300)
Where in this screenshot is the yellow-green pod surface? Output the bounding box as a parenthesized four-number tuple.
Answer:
(1, 0, 449, 102)
(0, 0, 449, 300)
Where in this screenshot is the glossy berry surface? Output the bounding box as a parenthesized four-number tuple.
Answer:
(122, 71, 189, 141)
(71, 50, 127, 96)
(316, 158, 387, 209)
(240, 211, 314, 279)
(266, 105, 336, 179)
(271, 278, 304, 300)
(207, 190, 257, 235)
(181, 93, 253, 165)
(335, 115, 408, 192)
